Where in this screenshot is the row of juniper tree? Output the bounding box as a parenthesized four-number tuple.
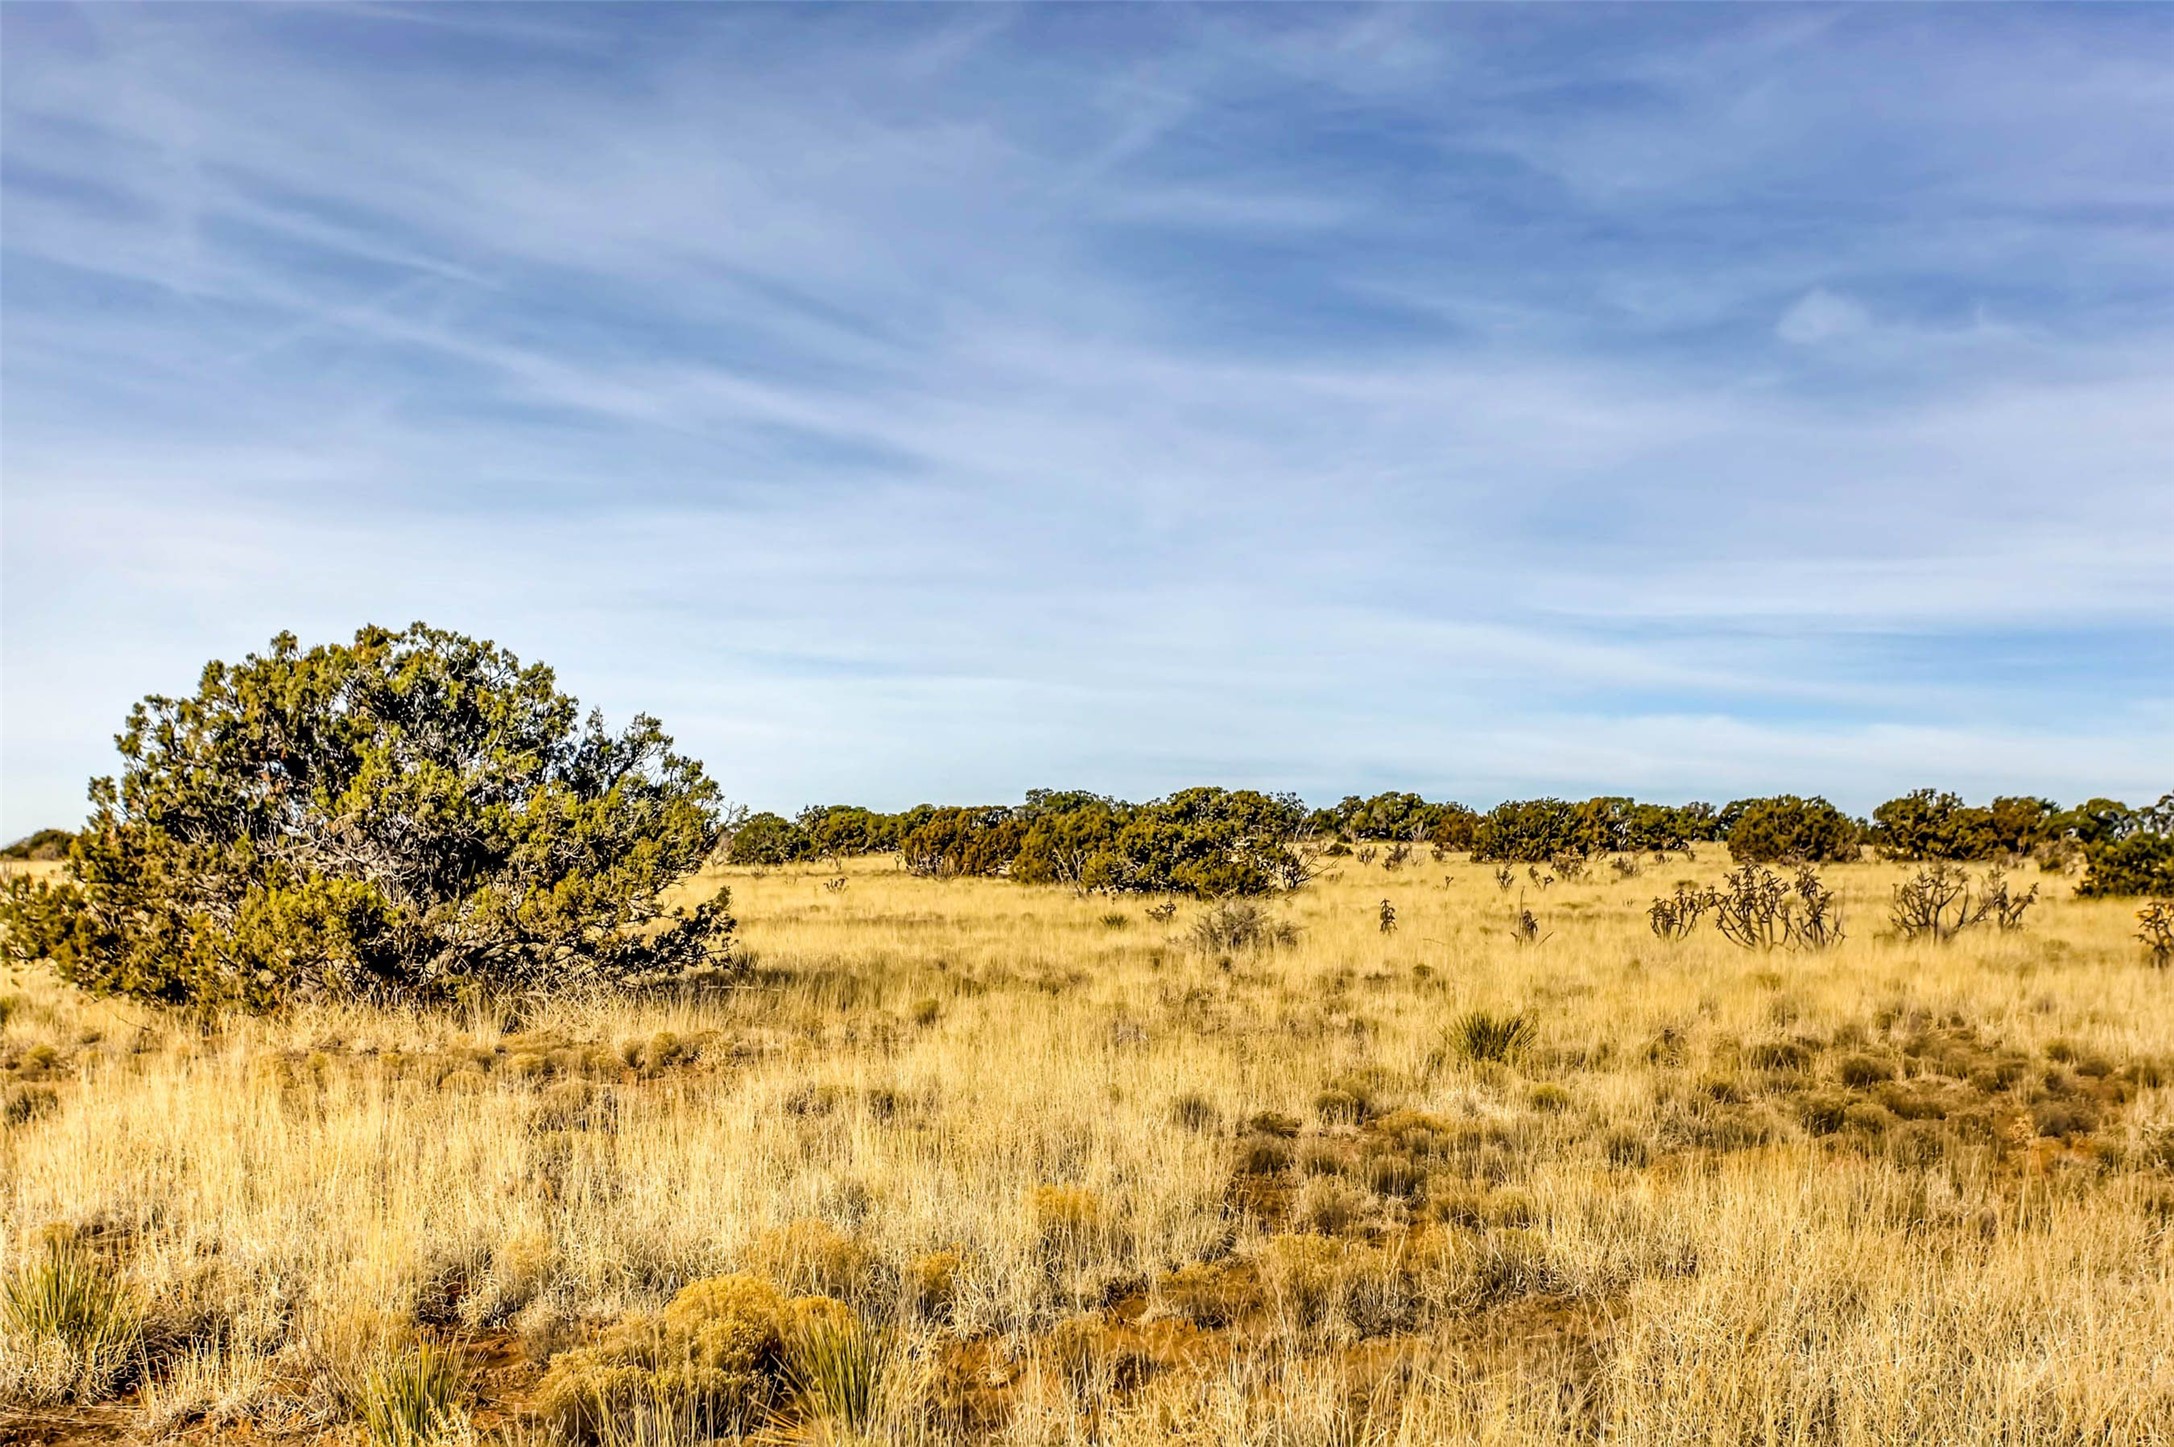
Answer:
(732, 789, 2173, 899)
(0, 624, 2166, 1012)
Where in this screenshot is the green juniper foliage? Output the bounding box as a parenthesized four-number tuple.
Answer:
(1723, 795, 1861, 864)
(1307, 792, 1482, 850)
(1868, 788, 2060, 861)
(726, 811, 816, 866)
(0, 828, 76, 862)
(2076, 794, 2174, 898)
(0, 624, 735, 1010)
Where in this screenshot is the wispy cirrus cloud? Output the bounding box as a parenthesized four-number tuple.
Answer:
(3, 4, 2169, 832)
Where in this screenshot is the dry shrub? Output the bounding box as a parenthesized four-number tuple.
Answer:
(1313, 1070, 1390, 1125)
(530, 1274, 833, 1442)
(907, 1251, 965, 1321)
(1030, 1185, 1107, 1256)
(3, 1082, 59, 1127)
(1156, 1258, 1260, 1328)
(2139, 901, 2174, 968)
(139, 1338, 281, 1435)
(1258, 1235, 1354, 1330)
(1836, 1052, 1894, 1089)
(1648, 881, 1709, 941)
(1294, 1176, 1374, 1235)
(1044, 1312, 1154, 1394)
(1602, 1126, 1652, 1168)
(1256, 1235, 1416, 1337)
(1237, 1136, 1295, 1176)
(1705, 865, 1845, 950)
(1188, 901, 1299, 954)
(1891, 864, 2037, 943)
(746, 1218, 876, 1300)
(1169, 1091, 1220, 1133)
(461, 1230, 558, 1330)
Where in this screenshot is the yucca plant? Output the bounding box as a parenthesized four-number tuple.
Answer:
(1451, 1010, 1537, 1064)
(1, 1243, 143, 1401)
(785, 1311, 895, 1436)
(355, 1339, 468, 1447)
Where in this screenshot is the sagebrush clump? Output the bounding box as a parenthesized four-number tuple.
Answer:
(1188, 900, 1299, 953)
(530, 1274, 845, 1441)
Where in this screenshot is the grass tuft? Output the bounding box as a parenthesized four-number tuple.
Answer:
(784, 1309, 894, 1435)
(0, 1243, 143, 1403)
(1451, 1010, 1537, 1064)
(350, 1339, 468, 1447)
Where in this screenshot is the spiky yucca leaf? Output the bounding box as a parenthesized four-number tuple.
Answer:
(785, 1312, 894, 1434)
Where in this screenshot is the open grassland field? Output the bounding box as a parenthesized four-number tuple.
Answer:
(4, 852, 2172, 1445)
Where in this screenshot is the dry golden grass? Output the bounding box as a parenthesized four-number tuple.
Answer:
(3, 851, 2172, 1442)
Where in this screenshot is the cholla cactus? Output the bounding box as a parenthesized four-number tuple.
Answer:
(2139, 901, 2174, 968)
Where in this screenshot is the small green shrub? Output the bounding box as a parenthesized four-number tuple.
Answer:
(3, 1083, 59, 1127)
(1169, 1092, 1220, 1133)
(1602, 1127, 1651, 1168)
(1836, 1053, 1893, 1088)
(1749, 1040, 1812, 1074)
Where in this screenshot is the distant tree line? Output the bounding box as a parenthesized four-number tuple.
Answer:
(720, 787, 2174, 899)
(15, 776, 2171, 907)
(0, 828, 74, 862)
(730, 788, 1316, 896)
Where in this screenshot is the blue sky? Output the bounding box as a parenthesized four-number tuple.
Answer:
(3, 4, 2169, 833)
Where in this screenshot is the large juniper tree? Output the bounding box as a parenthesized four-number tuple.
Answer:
(0, 624, 737, 1010)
